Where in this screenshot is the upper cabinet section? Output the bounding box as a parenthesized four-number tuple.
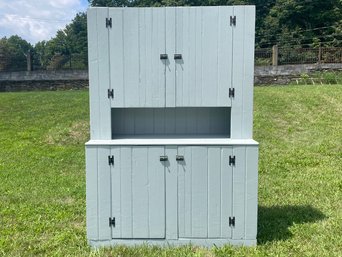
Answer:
(109, 8, 166, 107)
(88, 6, 255, 109)
(166, 7, 234, 107)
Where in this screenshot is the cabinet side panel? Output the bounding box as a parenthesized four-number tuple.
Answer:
(111, 147, 121, 238)
(120, 147, 133, 238)
(232, 146, 246, 240)
(97, 146, 111, 240)
(208, 147, 221, 237)
(86, 146, 99, 240)
(165, 146, 178, 239)
(165, 7, 176, 107)
(191, 147, 208, 237)
(230, 7, 244, 139)
(148, 147, 166, 238)
(221, 147, 233, 238)
(96, 8, 111, 139)
(242, 6, 255, 139)
(87, 8, 99, 139)
(245, 146, 258, 240)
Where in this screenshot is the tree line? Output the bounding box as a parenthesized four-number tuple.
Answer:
(1, 0, 341, 71)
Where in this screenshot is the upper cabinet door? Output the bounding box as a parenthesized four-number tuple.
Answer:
(170, 7, 234, 107)
(109, 8, 166, 107)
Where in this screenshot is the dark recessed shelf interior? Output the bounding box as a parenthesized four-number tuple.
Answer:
(111, 107, 231, 139)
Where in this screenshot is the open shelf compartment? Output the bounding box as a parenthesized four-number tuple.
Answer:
(111, 107, 231, 139)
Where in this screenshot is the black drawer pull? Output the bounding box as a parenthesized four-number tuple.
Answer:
(160, 54, 168, 60)
(160, 156, 168, 161)
(174, 54, 182, 60)
(176, 155, 184, 161)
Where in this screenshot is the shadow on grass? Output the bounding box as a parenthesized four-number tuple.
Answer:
(257, 205, 326, 244)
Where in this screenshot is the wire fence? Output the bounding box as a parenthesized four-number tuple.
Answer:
(1, 46, 342, 72)
(255, 47, 342, 66)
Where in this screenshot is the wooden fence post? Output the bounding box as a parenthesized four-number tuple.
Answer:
(272, 45, 278, 66)
(318, 44, 322, 64)
(27, 50, 32, 71)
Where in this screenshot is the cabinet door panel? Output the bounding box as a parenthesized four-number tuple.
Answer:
(111, 146, 165, 239)
(177, 146, 233, 238)
(109, 8, 166, 107)
(173, 7, 234, 107)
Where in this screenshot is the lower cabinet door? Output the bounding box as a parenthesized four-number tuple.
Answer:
(110, 146, 166, 239)
(176, 146, 233, 239)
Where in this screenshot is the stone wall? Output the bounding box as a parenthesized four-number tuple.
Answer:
(1, 64, 342, 91)
(0, 80, 88, 92)
(0, 70, 88, 92)
(255, 63, 342, 85)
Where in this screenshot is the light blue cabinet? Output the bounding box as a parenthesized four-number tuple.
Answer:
(86, 6, 258, 247)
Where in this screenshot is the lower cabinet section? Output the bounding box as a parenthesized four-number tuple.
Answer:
(86, 144, 258, 246)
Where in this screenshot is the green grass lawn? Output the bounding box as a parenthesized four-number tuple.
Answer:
(0, 85, 341, 256)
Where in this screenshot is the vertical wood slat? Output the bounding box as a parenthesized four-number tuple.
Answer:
(123, 8, 139, 107)
(177, 146, 192, 237)
(120, 147, 133, 238)
(97, 146, 112, 240)
(232, 146, 246, 240)
(218, 6, 234, 106)
(175, 8, 184, 106)
(208, 147, 221, 237)
(191, 148, 208, 237)
(241, 6, 256, 139)
(177, 146, 186, 237)
(97, 8, 111, 139)
(111, 147, 121, 238)
(221, 147, 233, 238)
(109, 8, 124, 107)
(86, 146, 99, 240)
(165, 146, 178, 239)
(245, 146, 258, 239)
(194, 8, 203, 106)
(87, 9, 100, 139)
(201, 7, 219, 107)
(132, 147, 149, 238)
(231, 6, 245, 139)
(151, 8, 166, 107)
(148, 147, 166, 238)
(166, 7, 176, 107)
(138, 8, 147, 106)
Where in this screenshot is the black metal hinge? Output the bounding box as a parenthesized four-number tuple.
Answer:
(108, 155, 114, 166)
(106, 17, 112, 28)
(109, 217, 116, 227)
(229, 88, 235, 98)
(229, 155, 236, 166)
(230, 16, 236, 26)
(229, 216, 235, 227)
(108, 89, 114, 99)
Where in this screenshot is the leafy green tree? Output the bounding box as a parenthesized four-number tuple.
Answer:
(34, 12, 88, 69)
(0, 35, 33, 71)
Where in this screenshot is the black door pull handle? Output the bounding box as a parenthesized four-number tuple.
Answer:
(160, 54, 168, 60)
(174, 54, 182, 60)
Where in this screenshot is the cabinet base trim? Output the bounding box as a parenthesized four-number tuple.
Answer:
(89, 238, 257, 247)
